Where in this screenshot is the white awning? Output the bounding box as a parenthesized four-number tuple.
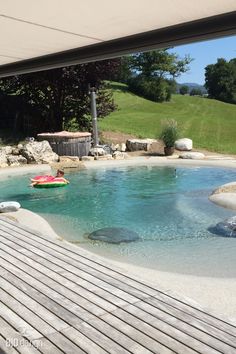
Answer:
(0, 0, 235, 77)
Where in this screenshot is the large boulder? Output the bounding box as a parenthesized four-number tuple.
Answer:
(2, 146, 13, 155)
(0, 150, 8, 167)
(90, 147, 106, 156)
(88, 227, 140, 244)
(208, 216, 236, 237)
(112, 151, 129, 160)
(175, 138, 192, 151)
(126, 139, 157, 152)
(20, 140, 59, 164)
(179, 152, 205, 159)
(7, 155, 27, 166)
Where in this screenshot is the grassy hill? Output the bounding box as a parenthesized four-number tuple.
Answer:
(100, 82, 236, 154)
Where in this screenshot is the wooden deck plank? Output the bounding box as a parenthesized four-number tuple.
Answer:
(2, 233, 235, 352)
(60, 327, 108, 354)
(0, 303, 42, 342)
(0, 235, 228, 353)
(0, 253, 171, 353)
(0, 240, 118, 314)
(0, 335, 19, 354)
(0, 234, 226, 353)
(1, 224, 236, 342)
(0, 278, 69, 332)
(0, 260, 150, 353)
(113, 306, 228, 354)
(0, 232, 139, 305)
(3, 233, 234, 352)
(0, 317, 40, 354)
(1, 217, 236, 354)
(140, 297, 236, 349)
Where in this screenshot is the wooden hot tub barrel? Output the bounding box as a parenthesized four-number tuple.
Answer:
(37, 131, 91, 157)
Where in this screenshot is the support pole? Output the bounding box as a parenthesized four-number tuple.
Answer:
(90, 86, 99, 147)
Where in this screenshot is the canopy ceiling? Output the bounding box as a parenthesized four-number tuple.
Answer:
(0, 0, 235, 77)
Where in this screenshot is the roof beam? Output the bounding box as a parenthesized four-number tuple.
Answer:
(0, 11, 235, 78)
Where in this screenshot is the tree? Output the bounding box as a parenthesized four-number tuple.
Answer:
(0, 59, 120, 134)
(129, 50, 192, 79)
(189, 88, 202, 96)
(205, 58, 236, 104)
(112, 56, 132, 83)
(179, 85, 189, 95)
(124, 50, 192, 102)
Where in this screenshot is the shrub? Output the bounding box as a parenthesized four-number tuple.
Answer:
(128, 76, 172, 102)
(159, 119, 179, 147)
(190, 88, 203, 96)
(179, 85, 189, 95)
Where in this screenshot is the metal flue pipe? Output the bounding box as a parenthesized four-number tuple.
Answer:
(89, 86, 99, 147)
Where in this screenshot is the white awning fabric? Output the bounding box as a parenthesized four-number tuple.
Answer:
(0, 0, 235, 77)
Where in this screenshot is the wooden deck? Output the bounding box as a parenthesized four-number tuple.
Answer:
(0, 217, 236, 354)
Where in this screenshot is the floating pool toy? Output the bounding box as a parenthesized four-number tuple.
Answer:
(31, 175, 69, 188)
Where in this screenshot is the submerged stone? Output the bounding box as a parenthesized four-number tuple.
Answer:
(88, 227, 140, 244)
(208, 216, 236, 238)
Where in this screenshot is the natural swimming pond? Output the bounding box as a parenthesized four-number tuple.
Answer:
(1, 165, 236, 278)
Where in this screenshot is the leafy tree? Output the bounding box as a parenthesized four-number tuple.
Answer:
(129, 50, 192, 79)
(0, 59, 120, 134)
(179, 85, 189, 95)
(205, 58, 236, 104)
(112, 56, 132, 83)
(123, 50, 192, 102)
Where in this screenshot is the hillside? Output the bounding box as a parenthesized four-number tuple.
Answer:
(100, 82, 236, 154)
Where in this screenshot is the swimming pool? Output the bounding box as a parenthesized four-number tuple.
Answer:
(1, 165, 236, 278)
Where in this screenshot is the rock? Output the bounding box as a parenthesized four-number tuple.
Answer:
(0, 201, 21, 213)
(3, 146, 13, 155)
(20, 140, 59, 164)
(112, 151, 129, 160)
(12, 147, 21, 155)
(175, 138, 192, 151)
(81, 156, 94, 161)
(0, 150, 8, 167)
(94, 154, 113, 161)
(179, 152, 205, 159)
(121, 143, 126, 152)
(88, 227, 140, 243)
(7, 155, 27, 166)
(208, 216, 236, 237)
(126, 139, 157, 152)
(114, 144, 120, 150)
(51, 156, 85, 171)
(90, 147, 106, 156)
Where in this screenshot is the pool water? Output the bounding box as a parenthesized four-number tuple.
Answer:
(1, 166, 236, 277)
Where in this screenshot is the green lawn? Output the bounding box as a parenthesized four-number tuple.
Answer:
(100, 82, 236, 154)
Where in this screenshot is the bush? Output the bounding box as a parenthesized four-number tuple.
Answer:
(190, 88, 202, 96)
(128, 76, 172, 102)
(159, 119, 179, 147)
(179, 85, 189, 95)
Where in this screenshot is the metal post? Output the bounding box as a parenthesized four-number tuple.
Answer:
(90, 86, 99, 147)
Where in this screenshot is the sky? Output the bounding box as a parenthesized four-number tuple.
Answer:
(168, 35, 236, 85)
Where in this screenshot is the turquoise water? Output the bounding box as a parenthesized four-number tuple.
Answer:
(1, 166, 236, 277)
